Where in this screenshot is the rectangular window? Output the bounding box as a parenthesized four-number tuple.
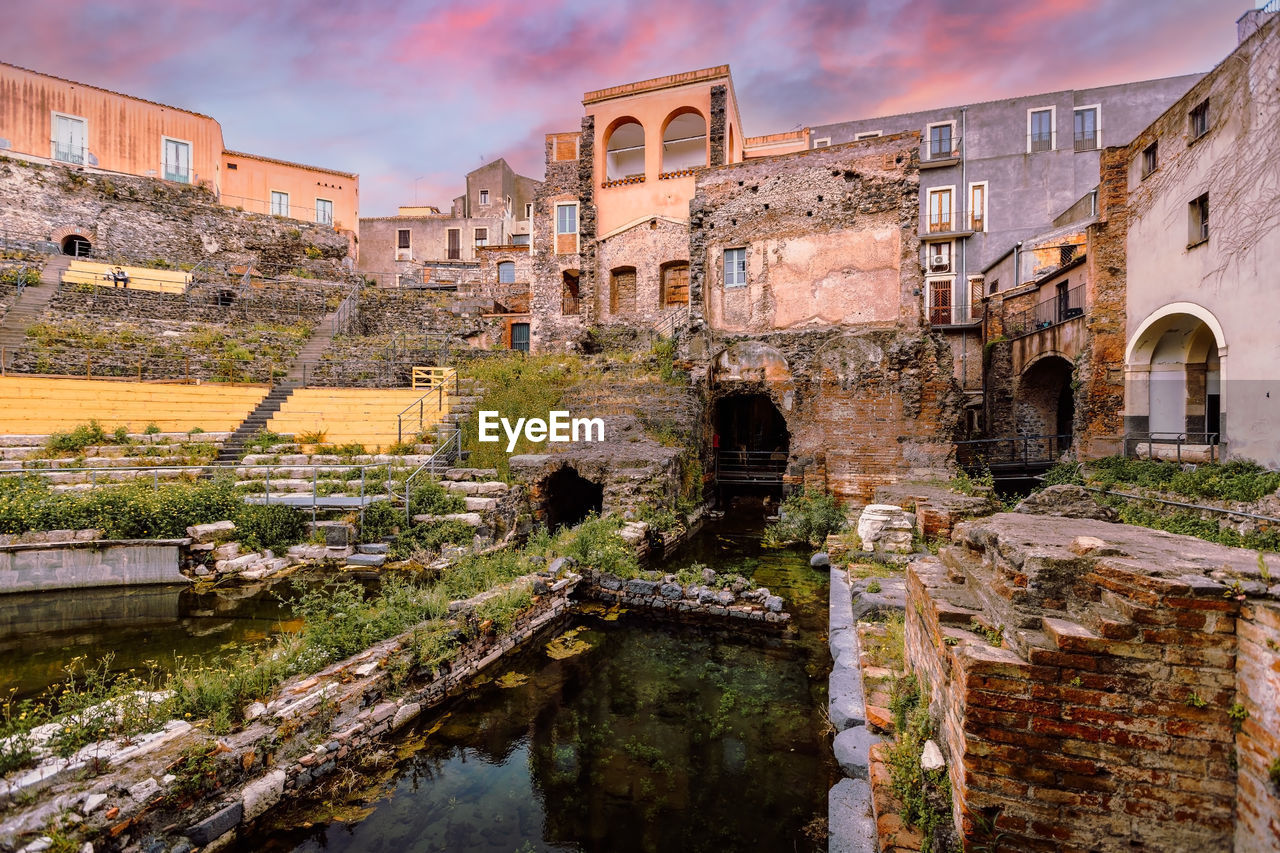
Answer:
(562, 272, 581, 315)
(498, 261, 515, 284)
(474, 227, 488, 247)
(969, 182, 987, 232)
(1189, 193, 1209, 246)
(555, 203, 578, 254)
(813, 138, 831, 148)
(163, 137, 192, 183)
(479, 189, 489, 205)
(524, 203, 533, 219)
(1141, 141, 1158, 178)
(511, 233, 530, 246)
(315, 198, 333, 226)
(1029, 108, 1054, 152)
(928, 278, 954, 326)
(927, 123, 953, 159)
(52, 112, 87, 165)
(1073, 107, 1099, 151)
(724, 247, 747, 288)
(927, 187, 953, 233)
(270, 191, 289, 217)
(1190, 99, 1209, 140)
(510, 322, 530, 352)
(397, 229, 411, 249)
(854, 131, 882, 140)
(446, 228, 461, 260)
(927, 241, 952, 273)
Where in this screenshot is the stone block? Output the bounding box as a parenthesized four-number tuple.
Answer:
(185, 801, 243, 847)
(187, 521, 235, 543)
(833, 725, 881, 780)
(828, 778, 876, 853)
(391, 702, 421, 732)
(241, 769, 286, 821)
(856, 505, 916, 554)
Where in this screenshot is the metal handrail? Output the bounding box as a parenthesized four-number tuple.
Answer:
(396, 379, 453, 444)
(331, 282, 360, 336)
(1006, 283, 1086, 338)
(652, 307, 688, 339)
(401, 427, 463, 521)
(954, 433, 1073, 473)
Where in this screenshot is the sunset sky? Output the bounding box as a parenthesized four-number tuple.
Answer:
(1, 0, 1242, 216)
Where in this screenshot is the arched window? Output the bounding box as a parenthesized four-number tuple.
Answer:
(661, 110, 707, 175)
(609, 266, 637, 315)
(497, 261, 515, 284)
(605, 120, 645, 182)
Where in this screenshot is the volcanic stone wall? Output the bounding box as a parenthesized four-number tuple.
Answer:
(529, 125, 594, 351)
(904, 512, 1280, 852)
(0, 155, 350, 274)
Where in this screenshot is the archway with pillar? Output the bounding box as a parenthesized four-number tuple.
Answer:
(1125, 303, 1225, 447)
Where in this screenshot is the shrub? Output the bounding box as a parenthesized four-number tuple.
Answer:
(763, 490, 847, 547)
(360, 500, 399, 542)
(45, 420, 107, 454)
(234, 503, 308, 553)
(553, 514, 639, 577)
(390, 519, 475, 560)
(408, 479, 464, 517)
(144, 422, 161, 435)
(1040, 461, 1084, 487)
(0, 477, 241, 538)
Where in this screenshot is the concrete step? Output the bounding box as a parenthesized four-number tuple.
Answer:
(357, 543, 388, 555)
(346, 553, 386, 567)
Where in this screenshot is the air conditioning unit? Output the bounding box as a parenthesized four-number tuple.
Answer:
(928, 247, 952, 272)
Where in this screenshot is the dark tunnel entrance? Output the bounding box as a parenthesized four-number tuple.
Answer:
(713, 393, 790, 494)
(542, 466, 604, 532)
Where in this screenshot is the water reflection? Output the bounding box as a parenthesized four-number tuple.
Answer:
(243, 519, 835, 853)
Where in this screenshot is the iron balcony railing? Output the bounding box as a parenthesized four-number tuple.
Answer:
(51, 140, 87, 166)
(1029, 133, 1054, 153)
(923, 134, 961, 161)
(1073, 131, 1100, 152)
(926, 209, 970, 233)
(1005, 283, 1086, 338)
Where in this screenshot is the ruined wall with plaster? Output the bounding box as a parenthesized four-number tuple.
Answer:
(529, 127, 592, 351)
(689, 133, 921, 334)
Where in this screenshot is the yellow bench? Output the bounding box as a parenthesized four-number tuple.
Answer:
(266, 388, 450, 449)
(62, 261, 192, 295)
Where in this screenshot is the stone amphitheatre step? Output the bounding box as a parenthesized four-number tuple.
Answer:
(440, 480, 508, 496)
(462, 496, 498, 512)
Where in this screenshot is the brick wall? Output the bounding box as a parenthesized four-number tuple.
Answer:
(903, 513, 1280, 851)
(529, 127, 592, 351)
(1235, 601, 1280, 851)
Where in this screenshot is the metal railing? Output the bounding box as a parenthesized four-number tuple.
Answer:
(332, 282, 360, 336)
(1, 460, 397, 524)
(402, 428, 463, 521)
(926, 209, 970, 233)
(923, 134, 961, 161)
(652, 307, 688, 339)
(1123, 432, 1220, 464)
(1073, 132, 1099, 152)
(398, 368, 458, 444)
(954, 433, 1072, 475)
(714, 449, 787, 485)
(1029, 133, 1054, 153)
(50, 140, 88, 166)
(1005, 284, 1086, 338)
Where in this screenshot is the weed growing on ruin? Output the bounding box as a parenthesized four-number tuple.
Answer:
(408, 479, 465, 517)
(236, 503, 308, 553)
(360, 500, 399, 542)
(1186, 691, 1208, 709)
(969, 620, 1003, 647)
(476, 583, 535, 634)
(244, 430, 288, 454)
(390, 519, 476, 561)
(44, 419, 108, 454)
(866, 613, 905, 672)
(1258, 551, 1272, 583)
(1086, 456, 1280, 503)
(1229, 703, 1248, 732)
(885, 676, 956, 852)
(1040, 461, 1084, 486)
(867, 580, 882, 594)
(950, 469, 994, 496)
(763, 489, 846, 548)
(168, 743, 223, 800)
(0, 690, 40, 775)
(551, 513, 639, 578)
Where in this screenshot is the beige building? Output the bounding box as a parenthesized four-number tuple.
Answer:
(1103, 10, 1280, 466)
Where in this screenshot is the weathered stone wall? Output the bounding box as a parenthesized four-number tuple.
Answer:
(473, 245, 532, 312)
(700, 329, 962, 502)
(529, 128, 591, 351)
(0, 156, 351, 275)
(594, 217, 689, 326)
(689, 133, 921, 333)
(904, 512, 1280, 852)
(708, 85, 727, 168)
(0, 540, 188, 593)
(579, 567, 790, 627)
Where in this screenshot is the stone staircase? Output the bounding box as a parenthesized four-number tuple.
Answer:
(214, 383, 299, 464)
(0, 254, 69, 364)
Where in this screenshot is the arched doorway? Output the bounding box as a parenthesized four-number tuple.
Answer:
(660, 109, 707, 174)
(1017, 355, 1075, 440)
(714, 393, 790, 493)
(542, 466, 603, 532)
(61, 234, 91, 257)
(604, 119, 645, 182)
(1127, 306, 1225, 446)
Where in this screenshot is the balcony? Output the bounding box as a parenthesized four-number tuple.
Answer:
(1073, 131, 1099, 152)
(1005, 283, 1085, 338)
(51, 140, 86, 166)
(920, 135, 961, 169)
(1028, 134, 1054, 153)
(602, 174, 644, 189)
(925, 209, 974, 238)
